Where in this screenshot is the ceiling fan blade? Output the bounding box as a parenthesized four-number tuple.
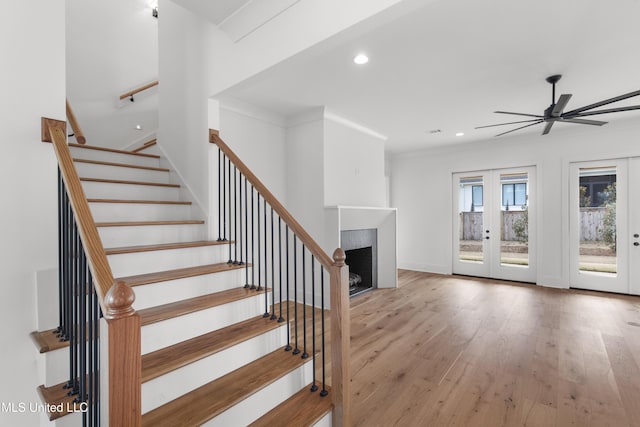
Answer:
(475, 118, 542, 129)
(565, 105, 640, 117)
(552, 94, 572, 116)
(542, 121, 554, 135)
(563, 89, 640, 116)
(494, 111, 543, 118)
(494, 120, 544, 137)
(560, 118, 607, 126)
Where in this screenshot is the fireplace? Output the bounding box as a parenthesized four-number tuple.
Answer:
(341, 229, 377, 296)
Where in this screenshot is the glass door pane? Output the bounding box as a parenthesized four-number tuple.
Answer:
(458, 176, 484, 263)
(499, 172, 529, 267)
(578, 166, 617, 274)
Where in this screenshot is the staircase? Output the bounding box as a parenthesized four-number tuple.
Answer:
(33, 127, 348, 426)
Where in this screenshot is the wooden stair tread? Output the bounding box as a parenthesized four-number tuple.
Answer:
(105, 240, 230, 255)
(141, 347, 307, 427)
(80, 177, 180, 188)
(138, 287, 264, 326)
(37, 382, 83, 421)
(142, 315, 283, 382)
(248, 386, 333, 427)
(69, 143, 160, 159)
(96, 220, 204, 227)
(116, 261, 247, 287)
(74, 158, 169, 172)
(30, 329, 68, 353)
(88, 198, 191, 205)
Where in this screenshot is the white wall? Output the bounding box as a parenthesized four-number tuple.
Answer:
(0, 1, 65, 425)
(391, 118, 640, 288)
(285, 111, 326, 249)
(158, 0, 210, 211)
(324, 114, 386, 208)
(219, 100, 288, 201)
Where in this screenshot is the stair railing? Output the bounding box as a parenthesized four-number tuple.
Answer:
(46, 122, 141, 426)
(66, 99, 86, 144)
(119, 80, 159, 103)
(210, 129, 351, 427)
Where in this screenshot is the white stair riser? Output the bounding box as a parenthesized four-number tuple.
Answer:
(70, 147, 160, 168)
(132, 269, 251, 310)
(108, 245, 230, 277)
(90, 202, 194, 222)
(48, 410, 82, 427)
(313, 412, 332, 427)
(80, 181, 180, 201)
(98, 224, 207, 247)
(204, 361, 314, 427)
(142, 325, 288, 413)
(74, 162, 170, 184)
(41, 347, 69, 387)
(141, 293, 269, 354)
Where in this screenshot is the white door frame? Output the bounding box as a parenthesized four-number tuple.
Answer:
(569, 159, 628, 293)
(453, 166, 537, 283)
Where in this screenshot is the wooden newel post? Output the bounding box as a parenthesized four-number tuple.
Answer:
(104, 281, 141, 426)
(330, 248, 351, 427)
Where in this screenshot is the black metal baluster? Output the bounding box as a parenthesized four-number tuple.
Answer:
(244, 178, 248, 276)
(311, 256, 318, 392)
(293, 235, 300, 355)
(94, 285, 101, 424)
(278, 217, 284, 323)
(222, 154, 227, 241)
(270, 208, 276, 320)
(69, 219, 79, 396)
(320, 268, 328, 397)
(285, 226, 292, 351)
(238, 172, 244, 266)
(87, 271, 94, 426)
(217, 148, 222, 241)
(248, 186, 255, 289)
(263, 198, 269, 317)
(302, 247, 308, 359)
(227, 158, 232, 263)
(256, 194, 261, 291)
(77, 242, 87, 405)
(57, 169, 63, 336)
(233, 166, 238, 264)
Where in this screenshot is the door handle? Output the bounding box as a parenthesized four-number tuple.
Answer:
(634, 242, 639, 247)
(485, 230, 490, 233)
(485, 236, 490, 240)
(634, 234, 639, 238)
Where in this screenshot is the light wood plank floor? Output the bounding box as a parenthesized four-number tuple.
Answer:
(350, 270, 640, 426)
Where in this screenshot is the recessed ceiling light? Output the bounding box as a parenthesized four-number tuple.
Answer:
(135, 125, 143, 130)
(456, 132, 465, 137)
(353, 54, 369, 65)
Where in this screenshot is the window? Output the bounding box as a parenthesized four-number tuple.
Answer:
(472, 185, 483, 208)
(502, 183, 526, 207)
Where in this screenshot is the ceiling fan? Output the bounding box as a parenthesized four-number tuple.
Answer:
(476, 75, 640, 137)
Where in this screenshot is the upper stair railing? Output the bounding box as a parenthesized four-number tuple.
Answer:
(210, 129, 351, 426)
(119, 80, 158, 103)
(44, 120, 141, 426)
(66, 99, 86, 144)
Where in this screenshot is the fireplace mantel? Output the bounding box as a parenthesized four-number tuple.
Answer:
(325, 206, 398, 289)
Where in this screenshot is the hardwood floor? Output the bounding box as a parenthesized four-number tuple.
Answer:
(350, 270, 640, 426)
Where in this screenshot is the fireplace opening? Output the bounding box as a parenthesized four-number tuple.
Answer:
(345, 246, 373, 296)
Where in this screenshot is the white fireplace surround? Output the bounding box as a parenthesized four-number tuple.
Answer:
(325, 206, 398, 288)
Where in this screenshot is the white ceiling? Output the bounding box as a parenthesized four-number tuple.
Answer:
(217, 0, 640, 153)
(170, 0, 250, 25)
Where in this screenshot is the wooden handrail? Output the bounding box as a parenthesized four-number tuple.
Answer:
(49, 125, 141, 425)
(66, 99, 86, 144)
(210, 129, 350, 426)
(119, 80, 159, 101)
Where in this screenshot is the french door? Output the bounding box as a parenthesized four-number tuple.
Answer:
(569, 158, 640, 295)
(453, 166, 536, 283)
